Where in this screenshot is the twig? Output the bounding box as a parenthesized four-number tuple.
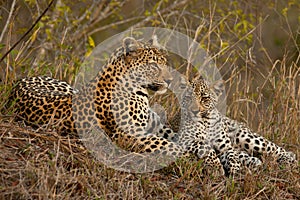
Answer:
(87, 16, 143, 36)
(0, 0, 55, 64)
(130, 0, 189, 29)
(0, 0, 17, 43)
(71, 1, 127, 42)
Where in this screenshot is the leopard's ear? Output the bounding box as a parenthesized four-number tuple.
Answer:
(148, 35, 167, 52)
(123, 37, 139, 52)
(191, 73, 205, 85)
(148, 35, 159, 47)
(210, 79, 225, 101)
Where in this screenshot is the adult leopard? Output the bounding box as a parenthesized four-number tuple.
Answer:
(7, 37, 185, 158)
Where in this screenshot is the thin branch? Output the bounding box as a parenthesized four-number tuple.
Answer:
(130, 0, 189, 29)
(0, 0, 55, 64)
(0, 0, 17, 43)
(87, 16, 143, 36)
(72, 1, 127, 41)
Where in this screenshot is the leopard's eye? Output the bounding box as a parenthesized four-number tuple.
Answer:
(201, 92, 210, 98)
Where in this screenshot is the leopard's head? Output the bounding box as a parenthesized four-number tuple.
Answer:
(120, 36, 172, 95)
(190, 74, 217, 115)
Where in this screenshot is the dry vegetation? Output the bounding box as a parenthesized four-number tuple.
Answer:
(0, 0, 299, 199)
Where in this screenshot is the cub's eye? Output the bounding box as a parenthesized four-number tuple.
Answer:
(200, 92, 209, 97)
(201, 95, 210, 102)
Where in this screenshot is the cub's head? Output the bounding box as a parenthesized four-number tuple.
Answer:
(190, 74, 217, 115)
(176, 74, 217, 119)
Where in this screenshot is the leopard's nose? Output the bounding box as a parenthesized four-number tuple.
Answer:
(188, 102, 200, 115)
(165, 79, 172, 86)
(191, 109, 199, 115)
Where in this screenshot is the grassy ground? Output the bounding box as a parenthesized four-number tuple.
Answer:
(0, 121, 299, 199)
(0, 1, 299, 199)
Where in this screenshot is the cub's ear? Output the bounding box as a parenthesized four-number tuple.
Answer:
(191, 73, 205, 84)
(123, 37, 139, 52)
(210, 79, 225, 101)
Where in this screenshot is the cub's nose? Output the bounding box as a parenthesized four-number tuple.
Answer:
(191, 109, 199, 116)
(188, 101, 200, 115)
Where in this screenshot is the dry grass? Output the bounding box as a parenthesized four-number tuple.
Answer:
(0, 0, 300, 199)
(0, 121, 299, 199)
(0, 122, 300, 199)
